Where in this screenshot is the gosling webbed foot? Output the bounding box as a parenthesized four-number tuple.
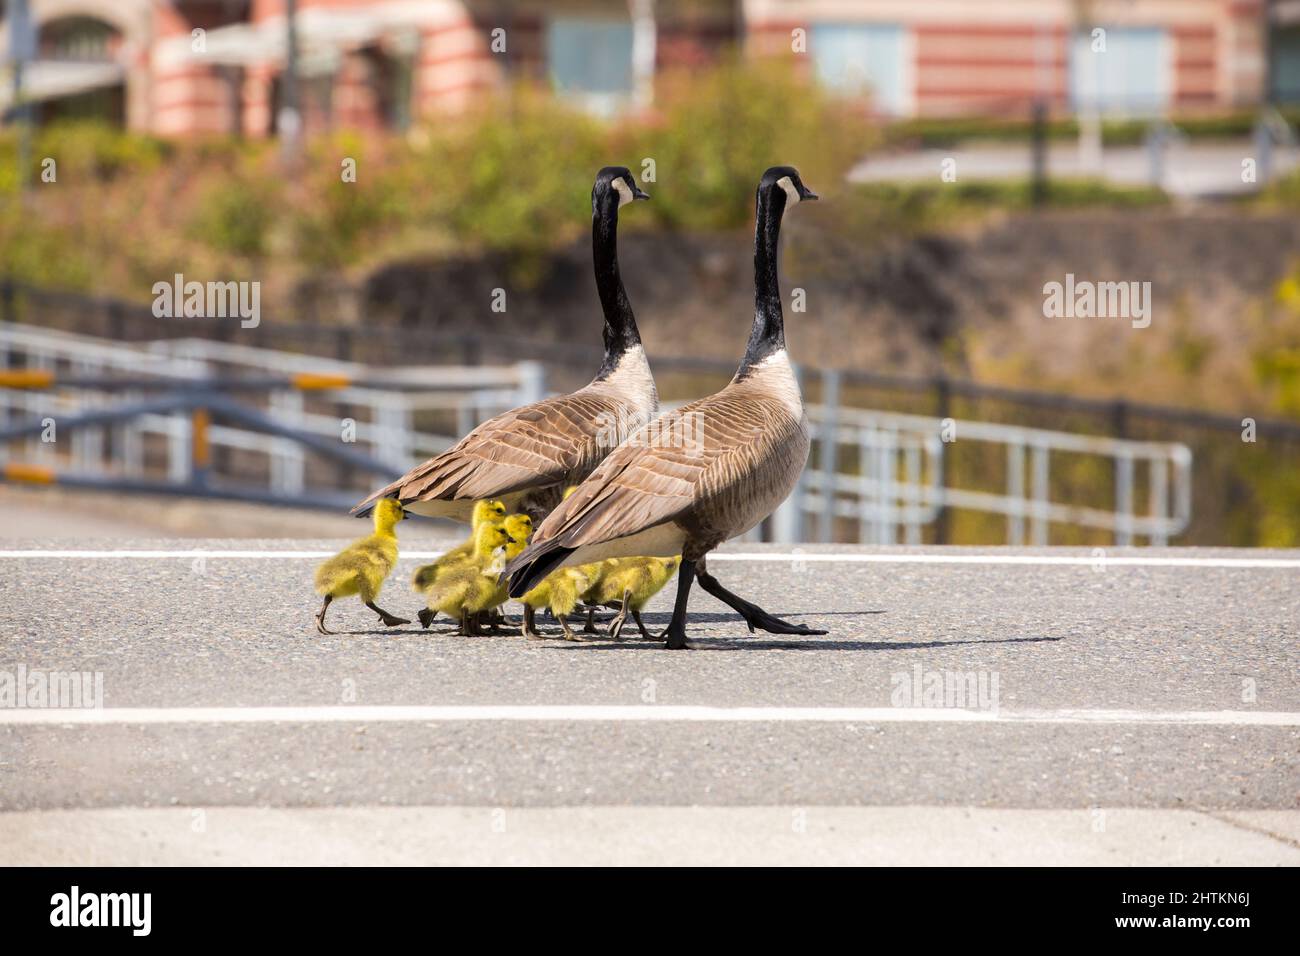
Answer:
(315, 596, 333, 635)
(632, 610, 656, 641)
(521, 606, 544, 639)
(417, 608, 436, 629)
(365, 601, 410, 628)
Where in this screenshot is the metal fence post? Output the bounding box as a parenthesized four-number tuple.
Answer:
(1006, 442, 1025, 544)
(819, 369, 840, 543)
(1030, 444, 1050, 545)
(1115, 451, 1134, 546)
(1150, 456, 1168, 546)
(933, 375, 951, 544)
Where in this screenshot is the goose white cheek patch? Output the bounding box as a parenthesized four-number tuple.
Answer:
(612, 178, 634, 207)
(777, 176, 801, 205)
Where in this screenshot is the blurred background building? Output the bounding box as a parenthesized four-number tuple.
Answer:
(2, 1, 1299, 135)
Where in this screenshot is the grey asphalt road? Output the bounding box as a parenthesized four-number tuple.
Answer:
(1, 540, 1297, 865)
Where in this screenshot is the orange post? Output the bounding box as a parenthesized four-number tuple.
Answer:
(292, 372, 351, 391)
(192, 407, 211, 477)
(3, 462, 56, 484)
(0, 369, 55, 389)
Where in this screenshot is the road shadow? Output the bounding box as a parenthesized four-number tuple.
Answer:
(541, 634, 1065, 652)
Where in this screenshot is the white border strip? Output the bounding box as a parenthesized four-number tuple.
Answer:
(1, 550, 1299, 568)
(1, 705, 1295, 727)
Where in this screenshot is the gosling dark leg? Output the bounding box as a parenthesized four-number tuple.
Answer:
(583, 607, 598, 634)
(632, 609, 656, 641)
(366, 601, 411, 628)
(663, 559, 695, 650)
(315, 595, 333, 635)
(522, 605, 543, 639)
(608, 588, 632, 640)
(694, 566, 826, 636)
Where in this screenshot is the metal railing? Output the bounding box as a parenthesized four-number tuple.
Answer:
(2, 322, 1194, 544)
(0, 323, 545, 509)
(769, 406, 1191, 546)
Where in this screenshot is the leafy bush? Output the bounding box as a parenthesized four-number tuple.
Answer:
(438, 88, 607, 260)
(189, 161, 284, 259)
(626, 59, 871, 230)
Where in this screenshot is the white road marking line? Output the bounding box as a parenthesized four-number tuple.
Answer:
(1, 706, 1296, 727)
(1, 549, 1298, 568)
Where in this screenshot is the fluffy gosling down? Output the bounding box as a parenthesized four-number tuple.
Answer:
(520, 565, 595, 641)
(411, 499, 507, 594)
(412, 499, 508, 628)
(424, 520, 525, 636)
(313, 498, 410, 634)
(585, 556, 681, 640)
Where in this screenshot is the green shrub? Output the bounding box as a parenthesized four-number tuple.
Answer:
(188, 156, 283, 259)
(626, 59, 872, 230)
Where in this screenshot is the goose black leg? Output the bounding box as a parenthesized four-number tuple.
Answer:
(694, 567, 826, 636)
(663, 559, 696, 650)
(367, 601, 411, 628)
(315, 595, 333, 635)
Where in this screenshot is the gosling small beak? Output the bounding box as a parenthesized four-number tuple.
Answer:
(506, 536, 517, 544)
(633, 184, 651, 201)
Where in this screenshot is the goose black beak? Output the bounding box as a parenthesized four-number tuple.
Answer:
(800, 188, 819, 201)
(633, 185, 651, 201)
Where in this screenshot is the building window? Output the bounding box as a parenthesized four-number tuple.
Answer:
(1273, 26, 1300, 103)
(39, 16, 116, 61)
(547, 16, 634, 114)
(1070, 27, 1170, 116)
(810, 23, 907, 115)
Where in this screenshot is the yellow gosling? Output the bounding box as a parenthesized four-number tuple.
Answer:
(314, 498, 409, 634)
(520, 565, 594, 641)
(413, 499, 507, 629)
(425, 523, 515, 636)
(412, 499, 506, 592)
(479, 514, 533, 631)
(587, 556, 681, 640)
(577, 560, 613, 632)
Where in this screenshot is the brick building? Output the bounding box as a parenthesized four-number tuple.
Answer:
(2, 0, 1298, 136)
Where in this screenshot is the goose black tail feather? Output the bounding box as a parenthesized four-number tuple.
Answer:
(506, 545, 576, 598)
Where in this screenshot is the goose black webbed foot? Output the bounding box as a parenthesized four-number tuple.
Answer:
(694, 569, 826, 636)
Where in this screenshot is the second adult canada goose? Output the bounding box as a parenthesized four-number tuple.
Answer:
(506, 166, 826, 649)
(352, 166, 656, 522)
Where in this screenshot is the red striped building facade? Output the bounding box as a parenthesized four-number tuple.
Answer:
(4, 0, 1287, 136)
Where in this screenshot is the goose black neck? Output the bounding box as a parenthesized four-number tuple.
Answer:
(592, 192, 641, 380)
(737, 186, 788, 378)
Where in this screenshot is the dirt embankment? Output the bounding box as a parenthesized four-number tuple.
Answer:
(345, 208, 1300, 404)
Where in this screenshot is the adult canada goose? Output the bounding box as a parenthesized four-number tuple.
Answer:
(352, 167, 656, 521)
(506, 166, 826, 649)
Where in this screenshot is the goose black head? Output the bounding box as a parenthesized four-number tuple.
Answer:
(592, 166, 650, 215)
(758, 165, 819, 206)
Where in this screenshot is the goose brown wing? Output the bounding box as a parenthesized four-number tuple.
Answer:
(523, 391, 797, 551)
(351, 390, 623, 514)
